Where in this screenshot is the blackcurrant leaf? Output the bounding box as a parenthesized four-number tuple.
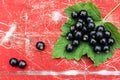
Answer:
(65, 2, 101, 21)
(52, 1, 120, 66)
(61, 19, 75, 36)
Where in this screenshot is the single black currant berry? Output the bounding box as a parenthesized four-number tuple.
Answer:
(94, 45, 102, 53)
(74, 31, 82, 39)
(102, 45, 110, 53)
(99, 38, 107, 45)
(77, 18, 84, 23)
(89, 38, 97, 46)
(71, 11, 78, 18)
(66, 44, 74, 52)
(76, 22, 83, 30)
(82, 26, 87, 33)
(36, 41, 45, 50)
(108, 38, 115, 45)
(87, 22, 95, 31)
(86, 16, 94, 23)
(9, 58, 18, 67)
(82, 34, 89, 41)
(79, 10, 88, 18)
(89, 30, 96, 38)
(66, 32, 74, 40)
(95, 31, 103, 39)
(18, 60, 27, 69)
(72, 40, 80, 47)
(104, 30, 111, 38)
(96, 25, 105, 32)
(70, 25, 76, 32)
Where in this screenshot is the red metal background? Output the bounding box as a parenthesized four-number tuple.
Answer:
(0, 0, 120, 80)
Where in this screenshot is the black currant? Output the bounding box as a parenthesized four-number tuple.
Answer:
(77, 18, 84, 23)
(72, 40, 80, 47)
(108, 38, 115, 45)
(18, 60, 27, 69)
(95, 31, 104, 39)
(66, 44, 74, 52)
(104, 30, 111, 38)
(102, 45, 110, 53)
(36, 41, 45, 50)
(86, 16, 94, 23)
(89, 30, 96, 38)
(94, 45, 102, 53)
(74, 31, 82, 39)
(89, 38, 97, 46)
(82, 26, 87, 33)
(87, 22, 95, 31)
(79, 10, 88, 18)
(96, 25, 105, 32)
(70, 25, 76, 32)
(66, 32, 74, 40)
(82, 34, 89, 41)
(76, 22, 83, 30)
(71, 11, 78, 18)
(9, 58, 18, 67)
(99, 38, 107, 45)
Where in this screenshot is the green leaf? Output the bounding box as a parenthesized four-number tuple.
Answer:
(65, 2, 102, 21)
(52, 1, 120, 66)
(61, 19, 76, 36)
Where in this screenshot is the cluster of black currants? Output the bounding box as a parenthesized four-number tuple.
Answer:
(9, 58, 27, 69)
(66, 10, 115, 53)
(9, 42, 45, 69)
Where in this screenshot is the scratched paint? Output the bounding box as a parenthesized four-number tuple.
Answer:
(0, 0, 120, 80)
(52, 11, 62, 23)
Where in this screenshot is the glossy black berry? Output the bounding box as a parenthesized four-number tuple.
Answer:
(77, 18, 84, 23)
(74, 31, 82, 39)
(71, 11, 78, 18)
(82, 34, 89, 41)
(89, 30, 96, 38)
(104, 30, 111, 38)
(72, 40, 80, 47)
(86, 16, 94, 23)
(87, 22, 95, 31)
(99, 38, 107, 45)
(66, 44, 74, 52)
(66, 32, 73, 40)
(36, 41, 45, 50)
(70, 26, 76, 32)
(18, 60, 27, 69)
(94, 45, 102, 53)
(82, 26, 87, 33)
(9, 58, 18, 67)
(89, 38, 97, 46)
(79, 10, 88, 18)
(103, 45, 110, 53)
(95, 31, 103, 39)
(96, 25, 105, 32)
(108, 38, 115, 45)
(76, 22, 83, 30)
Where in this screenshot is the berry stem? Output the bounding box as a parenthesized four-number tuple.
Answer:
(103, 3, 120, 21)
